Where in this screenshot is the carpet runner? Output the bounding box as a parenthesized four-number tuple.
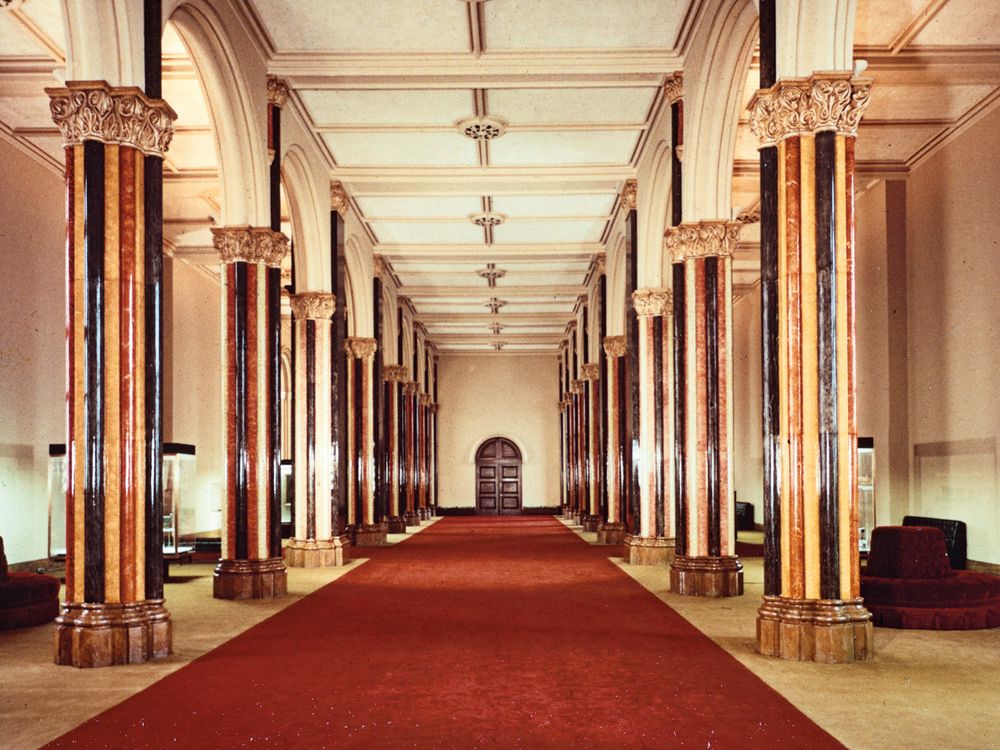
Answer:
(46, 516, 843, 748)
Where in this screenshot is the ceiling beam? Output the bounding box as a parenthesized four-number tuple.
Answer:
(429, 333, 564, 344)
(402, 285, 588, 298)
(378, 243, 600, 260)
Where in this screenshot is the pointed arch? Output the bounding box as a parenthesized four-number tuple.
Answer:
(280, 144, 327, 293)
(637, 138, 674, 286)
(61, 0, 144, 86)
(344, 235, 371, 337)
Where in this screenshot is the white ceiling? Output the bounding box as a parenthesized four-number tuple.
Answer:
(0, 0, 997, 353)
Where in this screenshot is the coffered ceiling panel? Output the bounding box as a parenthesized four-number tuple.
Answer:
(493, 220, 606, 244)
(483, 0, 690, 50)
(864, 83, 996, 121)
(489, 130, 640, 166)
(490, 193, 616, 217)
(355, 195, 484, 218)
(299, 89, 474, 127)
(321, 132, 478, 166)
(252, 0, 468, 52)
(487, 87, 659, 125)
(370, 221, 484, 245)
(911, 0, 1000, 46)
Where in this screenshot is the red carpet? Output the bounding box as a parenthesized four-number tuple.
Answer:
(46, 517, 843, 749)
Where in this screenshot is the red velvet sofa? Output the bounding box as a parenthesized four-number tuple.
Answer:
(0, 537, 61, 630)
(861, 526, 1000, 630)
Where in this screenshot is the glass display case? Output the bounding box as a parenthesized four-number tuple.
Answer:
(857, 437, 875, 552)
(48, 444, 67, 559)
(280, 459, 293, 537)
(163, 443, 196, 559)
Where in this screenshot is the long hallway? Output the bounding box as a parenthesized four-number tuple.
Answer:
(41, 517, 840, 749)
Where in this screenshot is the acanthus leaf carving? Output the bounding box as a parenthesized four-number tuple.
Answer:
(603, 335, 627, 358)
(664, 220, 742, 263)
(620, 179, 637, 212)
(290, 292, 335, 320)
(345, 336, 377, 359)
(266, 76, 289, 108)
(632, 288, 672, 318)
(212, 226, 289, 267)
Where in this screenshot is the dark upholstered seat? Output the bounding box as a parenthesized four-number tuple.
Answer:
(0, 537, 61, 630)
(861, 526, 1000, 630)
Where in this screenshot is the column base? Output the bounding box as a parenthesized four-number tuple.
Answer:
(757, 595, 874, 664)
(595, 522, 625, 545)
(581, 514, 601, 532)
(54, 600, 171, 668)
(670, 555, 744, 597)
(354, 522, 389, 547)
(213, 557, 287, 600)
(418, 507, 432, 521)
(385, 516, 408, 533)
(570, 510, 583, 526)
(284, 537, 350, 568)
(403, 511, 422, 528)
(623, 535, 676, 566)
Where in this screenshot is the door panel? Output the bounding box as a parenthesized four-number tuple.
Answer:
(476, 438, 522, 514)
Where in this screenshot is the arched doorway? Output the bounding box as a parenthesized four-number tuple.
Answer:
(476, 438, 522, 515)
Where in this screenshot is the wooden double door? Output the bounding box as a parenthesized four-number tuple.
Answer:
(475, 437, 522, 514)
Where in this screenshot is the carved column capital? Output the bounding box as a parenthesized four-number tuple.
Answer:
(419, 393, 432, 407)
(748, 73, 872, 148)
(46, 80, 177, 156)
(593, 254, 606, 276)
(403, 380, 420, 396)
(373, 254, 388, 279)
(603, 335, 627, 358)
(383, 364, 408, 383)
(665, 220, 742, 262)
(212, 226, 289, 267)
(632, 288, 672, 317)
(663, 72, 683, 103)
(330, 182, 350, 216)
(290, 292, 335, 320)
(569, 380, 585, 395)
(266, 76, 289, 108)
(345, 336, 377, 360)
(559, 398, 571, 411)
(620, 179, 637, 212)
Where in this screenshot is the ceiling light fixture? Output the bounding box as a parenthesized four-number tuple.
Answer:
(457, 115, 508, 141)
(486, 297, 507, 314)
(471, 211, 506, 227)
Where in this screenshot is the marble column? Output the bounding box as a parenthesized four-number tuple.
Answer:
(48, 80, 176, 667)
(750, 72, 873, 662)
(212, 226, 289, 599)
(667, 222, 744, 596)
(569, 379, 585, 524)
(597, 336, 627, 544)
(623, 288, 674, 565)
(383, 364, 408, 532)
(581, 363, 602, 531)
(285, 293, 349, 567)
(402, 381, 421, 527)
(417, 393, 431, 520)
(346, 337, 387, 545)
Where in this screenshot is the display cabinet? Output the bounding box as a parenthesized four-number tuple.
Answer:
(163, 443, 196, 560)
(47, 444, 67, 559)
(857, 437, 875, 552)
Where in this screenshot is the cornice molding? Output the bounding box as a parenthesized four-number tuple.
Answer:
(665, 220, 742, 262)
(632, 288, 672, 317)
(46, 80, 177, 156)
(290, 292, 335, 320)
(603, 335, 627, 358)
(748, 73, 872, 148)
(345, 336, 377, 359)
(212, 226, 288, 267)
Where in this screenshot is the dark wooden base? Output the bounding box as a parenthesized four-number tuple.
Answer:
(581, 514, 601, 532)
(354, 523, 389, 547)
(213, 557, 288, 600)
(596, 522, 625, 545)
(54, 600, 171, 668)
(670, 555, 744, 597)
(623, 534, 675, 566)
(404, 511, 422, 528)
(284, 537, 350, 568)
(385, 516, 407, 533)
(757, 595, 874, 663)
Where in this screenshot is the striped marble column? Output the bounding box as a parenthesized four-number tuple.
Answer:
(285, 293, 349, 567)
(417, 393, 431, 520)
(569, 379, 586, 524)
(597, 336, 627, 544)
(402, 381, 421, 527)
(212, 226, 289, 599)
(667, 221, 744, 597)
(624, 289, 674, 565)
(749, 72, 873, 662)
(383, 365, 408, 532)
(48, 80, 176, 667)
(347, 337, 387, 545)
(581, 363, 602, 532)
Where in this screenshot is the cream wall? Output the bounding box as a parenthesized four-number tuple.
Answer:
(0, 139, 64, 563)
(905, 107, 1000, 564)
(438, 354, 560, 509)
(732, 292, 763, 523)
